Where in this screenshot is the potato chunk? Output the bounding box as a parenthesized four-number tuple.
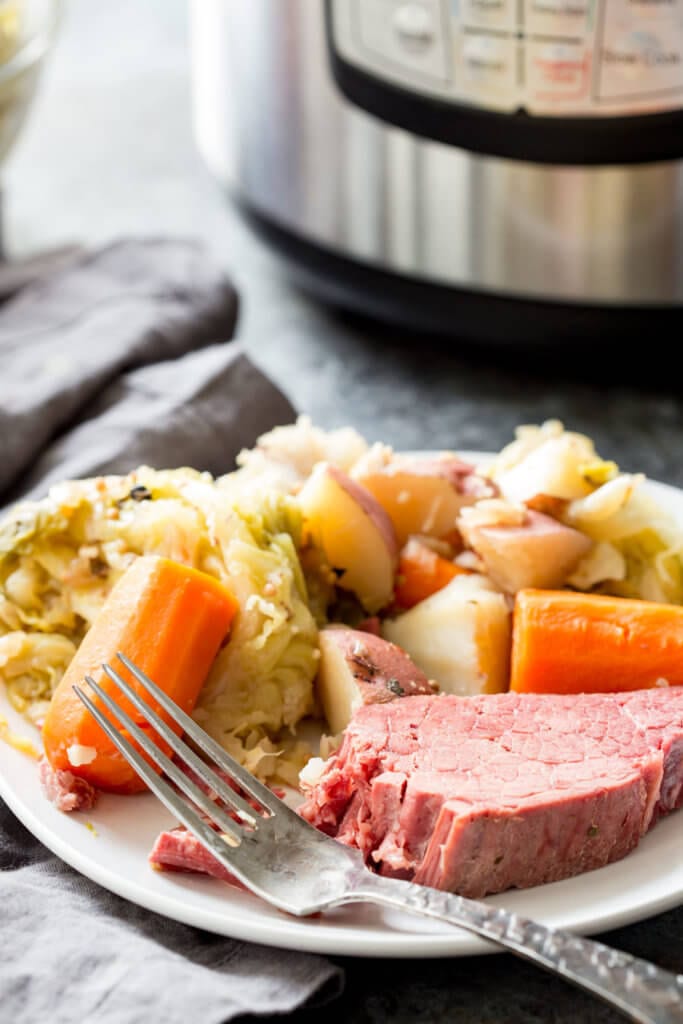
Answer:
(316, 626, 436, 735)
(297, 463, 398, 613)
(382, 574, 511, 696)
(352, 455, 496, 546)
(458, 507, 592, 595)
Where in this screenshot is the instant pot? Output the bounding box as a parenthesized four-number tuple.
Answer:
(189, 0, 683, 343)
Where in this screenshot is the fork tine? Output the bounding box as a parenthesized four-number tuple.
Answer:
(79, 675, 247, 842)
(101, 663, 258, 826)
(116, 651, 293, 816)
(72, 683, 257, 885)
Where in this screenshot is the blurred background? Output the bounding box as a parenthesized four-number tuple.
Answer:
(2, 0, 682, 478)
(2, 0, 419, 446)
(2, 1, 277, 315)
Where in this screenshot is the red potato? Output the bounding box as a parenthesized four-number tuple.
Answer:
(297, 463, 399, 613)
(457, 508, 592, 595)
(316, 626, 436, 735)
(352, 455, 497, 546)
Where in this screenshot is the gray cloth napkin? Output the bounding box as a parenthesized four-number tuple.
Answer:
(0, 238, 342, 1022)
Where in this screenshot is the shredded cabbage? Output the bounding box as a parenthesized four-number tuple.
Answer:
(235, 415, 369, 489)
(488, 421, 618, 503)
(0, 631, 77, 726)
(189, 484, 320, 750)
(0, 465, 321, 782)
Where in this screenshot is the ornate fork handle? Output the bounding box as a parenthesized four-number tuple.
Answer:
(347, 874, 683, 1024)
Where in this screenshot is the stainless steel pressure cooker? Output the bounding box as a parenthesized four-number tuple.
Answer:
(189, 0, 683, 342)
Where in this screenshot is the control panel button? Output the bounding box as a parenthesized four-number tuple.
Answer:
(393, 3, 436, 43)
(462, 0, 516, 31)
(357, 0, 450, 81)
(456, 31, 519, 108)
(524, 0, 590, 39)
(525, 40, 590, 108)
(597, 29, 683, 99)
(462, 0, 517, 32)
(618, 0, 683, 21)
(596, 0, 683, 101)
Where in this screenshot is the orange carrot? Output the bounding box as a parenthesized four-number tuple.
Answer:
(510, 588, 683, 694)
(394, 538, 470, 610)
(42, 555, 237, 794)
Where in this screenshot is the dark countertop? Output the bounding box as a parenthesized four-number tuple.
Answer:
(3, 2, 682, 1022)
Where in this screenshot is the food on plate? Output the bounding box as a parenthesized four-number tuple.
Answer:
(4, 414, 683, 901)
(297, 462, 399, 613)
(235, 417, 370, 492)
(382, 574, 511, 696)
(393, 537, 471, 610)
(510, 588, 683, 695)
(351, 451, 496, 546)
(486, 422, 618, 504)
(315, 626, 436, 735)
(298, 688, 683, 898)
(42, 555, 237, 794)
(3, 416, 680, 763)
(457, 503, 592, 594)
(38, 758, 99, 814)
(0, 712, 39, 759)
(149, 826, 238, 883)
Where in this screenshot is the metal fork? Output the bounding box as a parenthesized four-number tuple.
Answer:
(74, 653, 683, 1024)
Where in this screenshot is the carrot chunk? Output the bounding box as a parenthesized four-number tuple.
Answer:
(510, 588, 683, 694)
(42, 555, 237, 794)
(394, 538, 470, 610)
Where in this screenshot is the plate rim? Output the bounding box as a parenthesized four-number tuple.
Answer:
(1, 772, 682, 958)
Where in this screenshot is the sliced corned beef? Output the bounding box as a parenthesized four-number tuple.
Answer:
(149, 828, 238, 884)
(298, 688, 683, 898)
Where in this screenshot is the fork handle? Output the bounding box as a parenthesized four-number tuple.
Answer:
(347, 874, 683, 1024)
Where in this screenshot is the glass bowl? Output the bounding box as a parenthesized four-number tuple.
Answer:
(0, 0, 61, 166)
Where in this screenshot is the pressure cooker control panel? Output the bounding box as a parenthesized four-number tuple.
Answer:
(329, 0, 683, 114)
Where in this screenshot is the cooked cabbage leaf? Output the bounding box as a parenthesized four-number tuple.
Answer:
(490, 421, 683, 604)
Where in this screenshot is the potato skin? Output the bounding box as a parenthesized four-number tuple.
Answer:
(458, 509, 592, 594)
(297, 463, 399, 613)
(316, 626, 436, 735)
(353, 455, 497, 545)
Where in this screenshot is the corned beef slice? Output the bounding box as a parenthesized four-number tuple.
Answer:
(150, 828, 238, 884)
(299, 689, 683, 898)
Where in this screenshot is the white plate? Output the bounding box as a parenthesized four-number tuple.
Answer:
(1, 466, 683, 958)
